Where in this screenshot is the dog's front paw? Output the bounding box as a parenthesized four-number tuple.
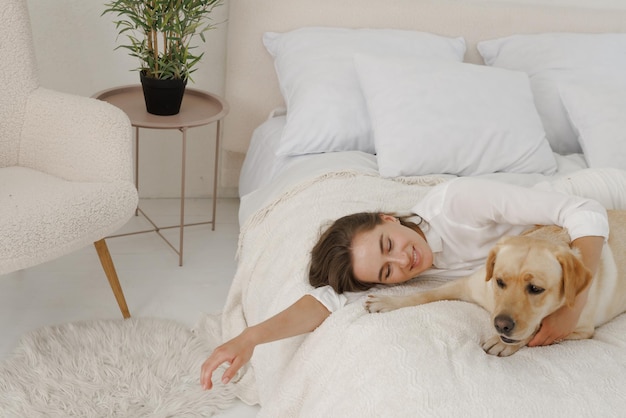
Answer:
(482, 335, 523, 357)
(365, 294, 401, 313)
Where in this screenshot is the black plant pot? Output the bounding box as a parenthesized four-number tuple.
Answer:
(140, 72, 187, 116)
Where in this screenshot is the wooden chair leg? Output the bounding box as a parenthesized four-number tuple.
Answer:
(94, 239, 131, 319)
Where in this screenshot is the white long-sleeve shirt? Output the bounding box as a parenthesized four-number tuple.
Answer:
(309, 177, 609, 312)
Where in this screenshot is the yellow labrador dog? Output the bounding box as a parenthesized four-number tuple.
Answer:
(365, 210, 626, 357)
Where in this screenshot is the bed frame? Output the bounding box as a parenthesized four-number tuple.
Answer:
(220, 0, 626, 189)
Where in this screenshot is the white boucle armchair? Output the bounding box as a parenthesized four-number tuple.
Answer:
(0, 0, 139, 318)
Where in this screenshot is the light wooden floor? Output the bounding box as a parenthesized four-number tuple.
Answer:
(0, 198, 259, 417)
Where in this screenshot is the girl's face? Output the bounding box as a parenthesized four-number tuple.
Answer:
(351, 214, 433, 285)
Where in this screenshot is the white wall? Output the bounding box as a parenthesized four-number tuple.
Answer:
(470, 0, 626, 7)
(25, 0, 625, 198)
(26, 0, 232, 198)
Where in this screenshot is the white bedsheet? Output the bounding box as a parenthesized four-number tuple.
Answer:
(239, 112, 382, 200)
(238, 114, 290, 197)
(239, 150, 379, 225)
(241, 148, 590, 228)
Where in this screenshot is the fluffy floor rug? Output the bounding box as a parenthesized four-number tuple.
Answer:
(0, 317, 237, 417)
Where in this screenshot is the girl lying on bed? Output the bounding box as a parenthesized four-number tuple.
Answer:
(201, 177, 608, 390)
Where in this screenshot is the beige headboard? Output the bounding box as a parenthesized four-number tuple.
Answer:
(221, 0, 626, 187)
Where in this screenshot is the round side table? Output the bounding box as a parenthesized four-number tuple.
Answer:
(93, 85, 229, 266)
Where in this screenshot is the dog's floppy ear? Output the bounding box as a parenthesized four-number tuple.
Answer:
(558, 250, 593, 307)
(485, 245, 500, 282)
(485, 236, 513, 281)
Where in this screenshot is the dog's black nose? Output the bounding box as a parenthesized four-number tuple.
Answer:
(494, 314, 515, 335)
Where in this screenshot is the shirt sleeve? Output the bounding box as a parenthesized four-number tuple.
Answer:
(438, 177, 609, 241)
(307, 285, 348, 313)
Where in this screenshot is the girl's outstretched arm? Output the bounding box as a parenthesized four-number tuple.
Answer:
(201, 294, 331, 389)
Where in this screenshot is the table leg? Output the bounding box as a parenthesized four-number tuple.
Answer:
(135, 126, 140, 216)
(212, 120, 221, 231)
(179, 127, 187, 266)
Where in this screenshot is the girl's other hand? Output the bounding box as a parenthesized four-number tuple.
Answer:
(200, 331, 254, 390)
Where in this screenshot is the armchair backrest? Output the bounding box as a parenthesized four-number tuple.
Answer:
(0, 0, 39, 168)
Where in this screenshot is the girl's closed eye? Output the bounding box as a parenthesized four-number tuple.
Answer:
(383, 237, 393, 281)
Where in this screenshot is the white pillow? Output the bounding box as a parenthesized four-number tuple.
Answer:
(354, 54, 557, 177)
(478, 33, 626, 155)
(559, 77, 626, 170)
(263, 27, 466, 156)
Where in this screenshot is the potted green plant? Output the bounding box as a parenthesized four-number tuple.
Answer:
(103, 0, 223, 115)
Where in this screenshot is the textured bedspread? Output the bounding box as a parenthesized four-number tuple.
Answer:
(210, 168, 626, 417)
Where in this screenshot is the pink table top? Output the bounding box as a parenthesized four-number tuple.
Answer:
(93, 85, 229, 129)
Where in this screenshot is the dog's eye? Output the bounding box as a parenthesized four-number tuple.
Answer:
(496, 278, 506, 289)
(526, 284, 545, 295)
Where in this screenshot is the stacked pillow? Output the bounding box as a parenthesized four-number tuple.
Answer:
(264, 27, 626, 175)
(478, 33, 626, 170)
(557, 77, 626, 170)
(353, 55, 556, 177)
(263, 27, 466, 156)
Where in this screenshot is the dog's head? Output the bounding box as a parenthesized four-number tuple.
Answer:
(484, 235, 592, 345)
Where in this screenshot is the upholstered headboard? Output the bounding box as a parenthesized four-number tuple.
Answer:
(220, 0, 626, 187)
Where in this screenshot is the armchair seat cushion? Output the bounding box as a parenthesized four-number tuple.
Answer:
(0, 167, 138, 274)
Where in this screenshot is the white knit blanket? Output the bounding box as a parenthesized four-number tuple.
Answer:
(207, 168, 626, 417)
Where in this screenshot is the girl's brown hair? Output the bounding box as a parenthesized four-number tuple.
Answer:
(308, 212, 422, 293)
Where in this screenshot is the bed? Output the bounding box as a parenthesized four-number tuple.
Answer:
(205, 0, 626, 416)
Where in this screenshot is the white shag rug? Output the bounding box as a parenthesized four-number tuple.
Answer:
(0, 316, 236, 417)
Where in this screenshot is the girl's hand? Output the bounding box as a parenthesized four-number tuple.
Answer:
(200, 331, 254, 390)
(527, 303, 580, 346)
(529, 235, 603, 347)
